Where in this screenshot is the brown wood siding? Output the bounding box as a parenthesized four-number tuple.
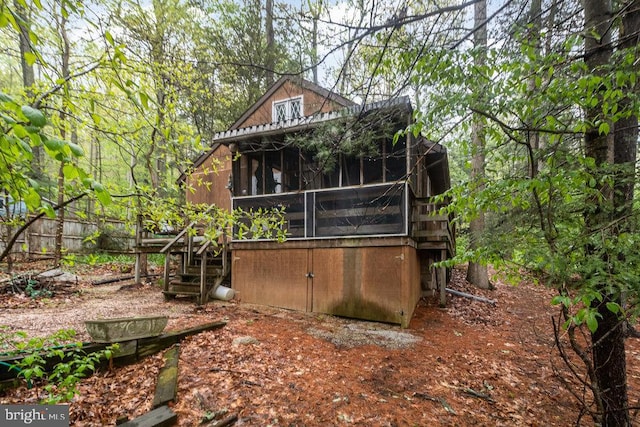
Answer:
(230, 241, 422, 327)
(312, 246, 420, 327)
(237, 81, 345, 128)
(185, 145, 232, 212)
(405, 245, 422, 326)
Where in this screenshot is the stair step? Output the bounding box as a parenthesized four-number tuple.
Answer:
(189, 259, 225, 267)
(169, 281, 201, 287)
(168, 282, 218, 294)
(183, 267, 224, 276)
(163, 290, 200, 297)
(176, 277, 199, 284)
(166, 285, 202, 295)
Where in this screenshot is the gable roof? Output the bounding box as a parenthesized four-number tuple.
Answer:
(229, 75, 355, 130)
(215, 96, 411, 144)
(178, 86, 408, 184)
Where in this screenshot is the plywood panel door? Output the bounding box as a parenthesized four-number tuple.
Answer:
(311, 247, 407, 324)
(232, 248, 309, 311)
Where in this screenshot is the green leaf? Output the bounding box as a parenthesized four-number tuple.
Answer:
(27, 132, 41, 147)
(21, 106, 46, 128)
(18, 139, 33, 154)
(44, 138, 65, 152)
(63, 164, 79, 179)
(606, 302, 620, 314)
(551, 295, 570, 306)
(598, 122, 610, 135)
(0, 92, 14, 103)
(91, 182, 111, 205)
(24, 52, 37, 66)
(96, 189, 111, 206)
(67, 142, 84, 157)
(0, 113, 16, 124)
(27, 179, 40, 191)
(42, 204, 56, 219)
(140, 92, 149, 109)
(12, 124, 27, 138)
(28, 30, 39, 45)
(586, 312, 598, 333)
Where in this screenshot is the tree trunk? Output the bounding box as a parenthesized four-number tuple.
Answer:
(526, 0, 542, 177)
(55, 163, 66, 266)
(591, 295, 629, 426)
(54, 2, 71, 266)
(265, 0, 275, 86)
(312, 13, 318, 85)
(14, 0, 43, 179)
(583, 0, 630, 424)
(466, 0, 490, 289)
(308, 0, 321, 85)
(339, 0, 365, 95)
(149, 0, 168, 194)
(614, 0, 639, 214)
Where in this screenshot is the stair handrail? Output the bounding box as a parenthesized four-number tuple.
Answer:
(159, 222, 195, 254)
(160, 205, 219, 254)
(195, 229, 229, 256)
(196, 238, 212, 256)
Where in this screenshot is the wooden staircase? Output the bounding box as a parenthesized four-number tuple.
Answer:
(411, 198, 455, 305)
(411, 198, 455, 255)
(160, 224, 230, 305)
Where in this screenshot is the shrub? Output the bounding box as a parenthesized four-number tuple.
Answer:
(0, 328, 117, 404)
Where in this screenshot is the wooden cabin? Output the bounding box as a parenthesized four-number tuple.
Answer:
(173, 76, 454, 327)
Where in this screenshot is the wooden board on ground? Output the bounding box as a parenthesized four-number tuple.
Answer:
(153, 346, 180, 408)
(118, 405, 177, 427)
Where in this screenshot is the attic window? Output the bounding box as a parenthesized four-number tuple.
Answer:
(273, 96, 303, 122)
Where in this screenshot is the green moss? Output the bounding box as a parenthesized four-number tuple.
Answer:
(328, 298, 400, 324)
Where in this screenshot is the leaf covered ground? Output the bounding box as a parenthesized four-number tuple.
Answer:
(1, 263, 639, 426)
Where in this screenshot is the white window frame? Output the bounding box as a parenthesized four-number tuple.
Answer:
(289, 97, 302, 120)
(272, 96, 304, 122)
(274, 101, 288, 122)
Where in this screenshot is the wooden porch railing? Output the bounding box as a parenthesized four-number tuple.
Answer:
(411, 198, 455, 256)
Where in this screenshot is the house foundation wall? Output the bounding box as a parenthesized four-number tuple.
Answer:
(231, 240, 421, 327)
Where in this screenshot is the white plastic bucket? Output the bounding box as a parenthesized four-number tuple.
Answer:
(212, 285, 235, 301)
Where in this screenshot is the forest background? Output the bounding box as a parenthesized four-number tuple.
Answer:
(1, 0, 639, 424)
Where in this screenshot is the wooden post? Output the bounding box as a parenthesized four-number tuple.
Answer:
(186, 234, 193, 267)
(200, 249, 207, 305)
(222, 242, 227, 276)
(439, 249, 447, 307)
(406, 114, 412, 187)
(163, 251, 170, 293)
(134, 215, 142, 284)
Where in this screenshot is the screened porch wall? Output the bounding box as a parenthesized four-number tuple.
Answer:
(231, 132, 409, 196)
(232, 182, 409, 240)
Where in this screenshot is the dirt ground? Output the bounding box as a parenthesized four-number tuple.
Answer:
(1, 262, 639, 426)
